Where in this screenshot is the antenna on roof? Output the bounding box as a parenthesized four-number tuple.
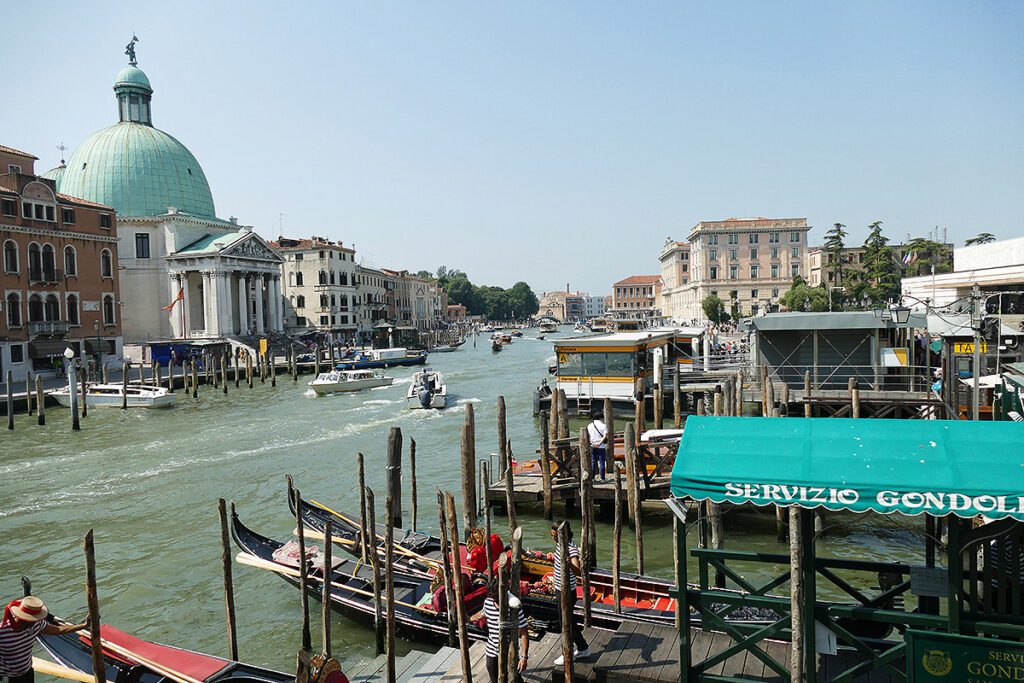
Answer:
(56, 142, 67, 165)
(278, 213, 285, 238)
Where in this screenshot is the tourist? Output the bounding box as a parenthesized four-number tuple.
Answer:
(482, 577, 528, 682)
(549, 522, 591, 664)
(586, 410, 608, 480)
(0, 597, 87, 683)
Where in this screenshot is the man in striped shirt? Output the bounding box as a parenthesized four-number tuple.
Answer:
(549, 521, 591, 665)
(482, 578, 528, 683)
(1, 597, 87, 683)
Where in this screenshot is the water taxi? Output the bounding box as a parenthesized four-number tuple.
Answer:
(588, 317, 608, 333)
(50, 382, 176, 408)
(539, 319, 559, 334)
(308, 369, 394, 395)
(407, 368, 447, 409)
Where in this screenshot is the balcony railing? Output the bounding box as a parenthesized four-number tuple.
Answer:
(28, 321, 70, 337)
(28, 268, 62, 284)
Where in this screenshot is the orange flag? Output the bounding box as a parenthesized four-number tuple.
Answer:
(161, 288, 184, 311)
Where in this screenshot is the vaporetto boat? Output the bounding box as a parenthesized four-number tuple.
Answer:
(49, 382, 176, 408)
(308, 369, 394, 395)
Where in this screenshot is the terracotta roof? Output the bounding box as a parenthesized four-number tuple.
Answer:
(0, 144, 38, 160)
(614, 275, 662, 285)
(56, 193, 114, 210)
(269, 237, 353, 251)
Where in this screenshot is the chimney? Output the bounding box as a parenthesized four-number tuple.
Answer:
(566, 282, 570, 293)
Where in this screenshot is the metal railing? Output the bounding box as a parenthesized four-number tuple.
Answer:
(28, 321, 70, 337)
(752, 363, 935, 393)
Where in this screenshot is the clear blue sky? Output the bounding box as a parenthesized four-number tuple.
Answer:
(5, 1, 1022, 295)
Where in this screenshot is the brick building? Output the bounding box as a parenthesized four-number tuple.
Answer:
(610, 275, 663, 319)
(1, 144, 123, 382)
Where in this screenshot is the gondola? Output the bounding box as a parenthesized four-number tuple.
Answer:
(286, 490, 729, 630)
(38, 618, 300, 683)
(230, 509, 493, 646)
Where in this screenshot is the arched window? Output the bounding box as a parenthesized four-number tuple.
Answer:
(44, 294, 60, 321)
(5, 293, 21, 327)
(296, 295, 305, 308)
(67, 294, 80, 325)
(41, 244, 56, 281)
(295, 272, 303, 286)
(64, 246, 77, 276)
(28, 293, 44, 322)
(340, 272, 348, 286)
(288, 272, 295, 287)
(100, 249, 112, 278)
(102, 295, 115, 325)
(329, 270, 335, 285)
(318, 270, 327, 285)
(28, 243, 41, 281)
(3, 240, 17, 273)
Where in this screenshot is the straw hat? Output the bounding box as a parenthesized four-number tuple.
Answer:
(11, 596, 48, 622)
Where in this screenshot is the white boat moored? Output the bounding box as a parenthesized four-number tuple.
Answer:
(49, 383, 176, 408)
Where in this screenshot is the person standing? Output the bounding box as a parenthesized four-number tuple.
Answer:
(482, 577, 528, 682)
(586, 410, 608, 480)
(550, 522, 591, 665)
(0, 597, 87, 683)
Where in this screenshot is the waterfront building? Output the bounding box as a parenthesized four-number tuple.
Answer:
(272, 237, 358, 341)
(356, 265, 391, 340)
(684, 217, 810, 320)
(609, 275, 662, 319)
(380, 269, 413, 323)
(538, 288, 598, 322)
(806, 242, 953, 287)
(446, 304, 467, 321)
(582, 295, 605, 319)
(46, 44, 282, 342)
(902, 235, 1024, 328)
(658, 239, 692, 322)
(1, 144, 123, 381)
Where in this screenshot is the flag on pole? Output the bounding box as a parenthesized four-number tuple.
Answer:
(901, 251, 918, 266)
(162, 288, 184, 311)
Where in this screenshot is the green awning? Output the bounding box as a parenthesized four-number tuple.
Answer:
(671, 417, 1024, 521)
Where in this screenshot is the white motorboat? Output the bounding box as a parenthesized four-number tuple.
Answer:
(407, 369, 447, 409)
(309, 369, 394, 395)
(539, 320, 558, 333)
(50, 382, 176, 408)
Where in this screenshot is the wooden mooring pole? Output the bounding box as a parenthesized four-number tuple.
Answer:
(804, 370, 812, 418)
(222, 353, 228, 395)
(539, 410, 553, 519)
(83, 530, 105, 683)
(6, 370, 13, 430)
(25, 371, 32, 416)
(578, 429, 593, 627)
(217, 499, 239, 660)
(482, 462, 493, 579)
(409, 437, 418, 533)
(436, 490, 457, 647)
(557, 522, 574, 683)
(357, 453, 368, 563)
(122, 362, 129, 410)
(460, 409, 476, 535)
(191, 361, 199, 399)
(321, 519, 333, 658)
(445, 492, 473, 682)
(384, 497, 396, 683)
(673, 364, 681, 428)
(294, 487, 312, 653)
(613, 463, 623, 613)
(497, 395, 508, 477)
(35, 375, 45, 426)
(366, 487, 385, 655)
(386, 426, 403, 527)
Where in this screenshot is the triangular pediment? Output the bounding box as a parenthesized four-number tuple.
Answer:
(221, 233, 284, 262)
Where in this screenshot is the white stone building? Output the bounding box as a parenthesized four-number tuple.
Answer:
(273, 237, 359, 341)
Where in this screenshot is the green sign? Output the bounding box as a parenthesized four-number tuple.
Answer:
(907, 630, 1024, 682)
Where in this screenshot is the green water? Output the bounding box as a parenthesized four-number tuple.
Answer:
(0, 331, 926, 673)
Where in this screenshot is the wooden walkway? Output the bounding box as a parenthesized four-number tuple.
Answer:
(345, 646, 460, 682)
(487, 474, 672, 508)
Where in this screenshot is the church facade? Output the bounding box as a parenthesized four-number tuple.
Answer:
(47, 43, 283, 343)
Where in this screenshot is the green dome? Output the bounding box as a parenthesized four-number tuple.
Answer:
(42, 163, 65, 185)
(59, 122, 216, 218)
(115, 65, 152, 91)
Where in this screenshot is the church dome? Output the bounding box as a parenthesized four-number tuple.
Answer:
(42, 162, 65, 185)
(55, 59, 217, 219)
(60, 124, 216, 218)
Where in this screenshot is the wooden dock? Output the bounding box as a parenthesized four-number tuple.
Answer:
(488, 472, 671, 508)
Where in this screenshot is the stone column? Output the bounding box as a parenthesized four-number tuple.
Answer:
(216, 272, 231, 338)
(182, 272, 192, 336)
(208, 271, 222, 336)
(237, 273, 249, 335)
(169, 273, 183, 338)
(255, 273, 265, 335)
(271, 274, 284, 332)
(202, 270, 214, 336)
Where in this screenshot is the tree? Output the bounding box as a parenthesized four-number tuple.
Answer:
(445, 275, 482, 314)
(823, 223, 849, 288)
(964, 232, 996, 246)
(479, 286, 512, 320)
(780, 281, 830, 312)
(728, 290, 740, 321)
(859, 221, 901, 307)
(506, 281, 539, 318)
(902, 237, 952, 277)
(414, 270, 435, 281)
(702, 295, 728, 323)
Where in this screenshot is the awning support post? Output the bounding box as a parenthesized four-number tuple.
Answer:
(790, 506, 817, 683)
(946, 514, 962, 634)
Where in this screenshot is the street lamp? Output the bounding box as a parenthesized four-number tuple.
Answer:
(828, 286, 844, 312)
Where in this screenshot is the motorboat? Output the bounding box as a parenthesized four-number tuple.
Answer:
(335, 347, 427, 370)
(309, 369, 394, 395)
(407, 369, 446, 409)
(539, 320, 558, 333)
(50, 382, 175, 408)
(491, 339, 503, 352)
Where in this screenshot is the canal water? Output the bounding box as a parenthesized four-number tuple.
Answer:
(0, 331, 926, 673)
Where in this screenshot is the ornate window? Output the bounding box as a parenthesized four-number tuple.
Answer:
(6, 292, 21, 327)
(295, 272, 303, 286)
(28, 293, 44, 322)
(28, 242, 42, 281)
(67, 294, 80, 325)
(3, 240, 17, 273)
(64, 246, 77, 276)
(41, 244, 56, 281)
(44, 294, 60, 321)
(100, 249, 113, 278)
(102, 295, 115, 325)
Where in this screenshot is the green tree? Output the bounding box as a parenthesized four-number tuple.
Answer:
(506, 281, 539, 318)
(479, 286, 513, 320)
(445, 275, 482, 314)
(414, 270, 435, 281)
(780, 282, 830, 312)
(823, 223, 849, 288)
(859, 221, 901, 307)
(702, 294, 728, 323)
(964, 232, 996, 246)
(902, 237, 953, 277)
(728, 290, 740, 321)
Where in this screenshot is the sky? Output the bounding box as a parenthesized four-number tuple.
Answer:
(5, 2, 1023, 295)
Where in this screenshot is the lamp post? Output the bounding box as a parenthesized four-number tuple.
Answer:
(971, 284, 982, 421)
(828, 286, 844, 312)
(64, 346, 79, 430)
(92, 320, 101, 375)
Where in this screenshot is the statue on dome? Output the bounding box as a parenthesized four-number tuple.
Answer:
(125, 34, 139, 66)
